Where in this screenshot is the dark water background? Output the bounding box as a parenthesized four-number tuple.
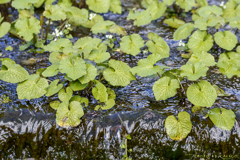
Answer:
(1, 0, 240, 159)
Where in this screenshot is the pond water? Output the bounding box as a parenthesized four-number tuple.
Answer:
(1, 0, 240, 159)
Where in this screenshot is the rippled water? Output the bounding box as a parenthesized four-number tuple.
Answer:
(1, 0, 240, 159)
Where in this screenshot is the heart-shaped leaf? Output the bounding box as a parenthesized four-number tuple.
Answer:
(44, 38, 72, 53)
(88, 49, 110, 63)
(187, 80, 217, 107)
(17, 74, 49, 100)
(91, 21, 115, 34)
(173, 23, 195, 40)
(78, 63, 97, 84)
(208, 108, 235, 130)
(189, 51, 216, 67)
(153, 77, 180, 101)
(198, 5, 223, 18)
(50, 100, 61, 110)
(109, 0, 122, 14)
(196, 0, 208, 7)
(0, 22, 10, 38)
(103, 60, 136, 86)
(43, 4, 66, 21)
(0, 58, 29, 83)
(42, 64, 59, 77)
(214, 31, 238, 50)
(86, 0, 110, 13)
(46, 79, 63, 97)
(70, 80, 88, 91)
(109, 24, 127, 35)
(127, 10, 152, 26)
(64, 7, 88, 26)
(165, 111, 192, 141)
(163, 0, 176, 6)
(92, 80, 108, 102)
(163, 18, 185, 28)
(120, 34, 144, 56)
(176, 0, 195, 12)
(12, 0, 38, 9)
(188, 30, 213, 53)
(146, 2, 166, 20)
(58, 87, 73, 102)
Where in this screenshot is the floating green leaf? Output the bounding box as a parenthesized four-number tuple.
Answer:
(86, 0, 110, 13)
(78, 64, 97, 84)
(0, 22, 10, 38)
(214, 31, 238, 51)
(141, 0, 158, 8)
(109, 24, 127, 35)
(189, 51, 216, 66)
(146, 32, 170, 58)
(146, 2, 167, 20)
(50, 100, 61, 110)
(42, 65, 59, 77)
(208, 108, 235, 130)
(103, 59, 136, 86)
(196, 0, 208, 7)
(173, 23, 195, 40)
(58, 87, 73, 102)
(46, 79, 63, 97)
(153, 77, 180, 101)
(163, 18, 185, 28)
(59, 57, 87, 81)
(44, 38, 72, 52)
(91, 21, 115, 34)
(188, 30, 213, 53)
(180, 62, 208, 81)
(187, 80, 217, 107)
(0, 58, 29, 83)
(127, 10, 152, 26)
(176, 0, 195, 12)
(88, 49, 110, 63)
(70, 80, 88, 91)
(17, 74, 49, 100)
(109, 0, 122, 14)
(92, 80, 108, 102)
(163, 0, 176, 6)
(65, 7, 88, 26)
(43, 4, 66, 21)
(15, 17, 41, 41)
(120, 34, 144, 56)
(12, 0, 38, 9)
(198, 5, 223, 18)
(80, 14, 104, 28)
(165, 112, 192, 141)
(5, 46, 13, 51)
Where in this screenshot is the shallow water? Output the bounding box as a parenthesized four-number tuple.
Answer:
(1, 0, 240, 159)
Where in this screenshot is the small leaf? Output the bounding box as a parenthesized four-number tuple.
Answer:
(165, 111, 192, 141)
(80, 14, 104, 28)
(214, 31, 238, 51)
(50, 100, 61, 110)
(70, 80, 88, 91)
(173, 23, 195, 40)
(12, 0, 38, 9)
(107, 88, 116, 100)
(120, 34, 144, 56)
(59, 57, 87, 81)
(163, 18, 185, 28)
(0, 58, 29, 83)
(180, 62, 209, 81)
(187, 80, 217, 107)
(42, 65, 59, 77)
(188, 30, 213, 53)
(92, 80, 108, 102)
(109, 0, 122, 14)
(88, 49, 110, 63)
(101, 99, 115, 110)
(58, 87, 73, 102)
(208, 108, 235, 130)
(196, 0, 208, 7)
(46, 79, 63, 97)
(15, 17, 41, 41)
(5, 46, 13, 51)
(176, 0, 195, 12)
(17, 74, 49, 100)
(103, 59, 136, 86)
(146, 2, 166, 20)
(43, 4, 66, 21)
(64, 7, 88, 26)
(141, 0, 158, 8)
(78, 63, 97, 84)
(153, 77, 180, 101)
(0, 22, 10, 38)
(44, 39, 72, 53)
(109, 24, 127, 35)
(86, 0, 110, 13)
(189, 51, 216, 66)
(198, 5, 223, 18)
(127, 10, 152, 26)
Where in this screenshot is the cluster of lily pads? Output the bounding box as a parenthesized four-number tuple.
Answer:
(0, 0, 239, 141)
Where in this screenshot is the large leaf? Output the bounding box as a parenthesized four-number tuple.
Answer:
(0, 58, 29, 83)
(92, 80, 108, 102)
(70, 80, 88, 91)
(15, 17, 41, 41)
(196, 0, 208, 7)
(189, 51, 216, 66)
(109, 24, 127, 35)
(109, 0, 122, 14)
(46, 79, 63, 97)
(42, 65, 59, 77)
(188, 30, 213, 53)
(176, 0, 195, 12)
(103, 59, 136, 86)
(0, 0, 10, 4)
(80, 14, 104, 28)
(17, 74, 49, 100)
(208, 108, 235, 131)
(120, 34, 144, 56)
(0, 22, 10, 38)
(88, 49, 110, 63)
(146, 32, 170, 58)
(141, 0, 158, 8)
(59, 57, 87, 81)
(12, 0, 38, 9)
(180, 62, 208, 81)
(214, 31, 238, 50)
(43, 4, 66, 21)
(91, 21, 115, 34)
(153, 77, 180, 101)
(86, 0, 110, 13)
(56, 101, 84, 127)
(58, 87, 73, 102)
(44, 38, 72, 53)
(131, 54, 165, 77)
(146, 2, 167, 20)
(163, 18, 185, 28)
(64, 7, 88, 26)
(173, 23, 195, 40)
(165, 112, 192, 141)
(78, 64, 97, 84)
(163, 0, 176, 6)
(198, 5, 223, 18)
(187, 80, 217, 107)
(127, 10, 152, 26)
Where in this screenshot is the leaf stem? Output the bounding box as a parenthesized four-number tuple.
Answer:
(40, 15, 44, 40)
(235, 28, 239, 35)
(44, 19, 51, 44)
(212, 74, 223, 85)
(9, 31, 26, 43)
(157, 72, 161, 78)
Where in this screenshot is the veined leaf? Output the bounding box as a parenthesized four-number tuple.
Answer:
(127, 10, 152, 26)
(188, 30, 213, 53)
(91, 21, 115, 34)
(146, 32, 170, 58)
(165, 112, 192, 141)
(103, 59, 136, 86)
(58, 87, 73, 102)
(141, 0, 158, 8)
(80, 14, 104, 28)
(12, 0, 38, 9)
(189, 51, 216, 66)
(78, 63, 97, 84)
(176, 0, 195, 12)
(86, 0, 110, 13)
(88, 49, 110, 63)
(50, 100, 61, 110)
(109, 0, 122, 14)
(43, 4, 66, 21)
(49, 52, 68, 65)
(59, 57, 87, 81)
(187, 80, 217, 107)
(214, 31, 238, 51)
(0, 58, 29, 83)
(70, 80, 88, 91)
(163, 0, 176, 6)
(146, 2, 167, 20)
(42, 65, 59, 77)
(196, 0, 208, 7)
(92, 80, 108, 102)
(0, 22, 10, 38)
(15, 17, 41, 41)
(180, 62, 208, 81)
(173, 23, 195, 40)
(17, 74, 49, 100)
(109, 24, 127, 35)
(163, 18, 185, 28)
(95, 99, 115, 110)
(198, 5, 223, 18)
(153, 77, 180, 101)
(46, 79, 63, 97)
(44, 38, 72, 52)
(209, 108, 235, 130)
(120, 34, 144, 56)
(64, 7, 88, 26)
